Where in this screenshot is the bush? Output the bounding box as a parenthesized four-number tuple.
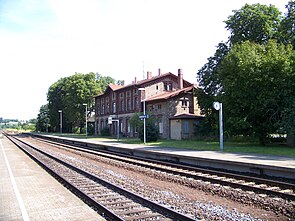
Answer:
(194, 119, 218, 141)
(138, 119, 159, 142)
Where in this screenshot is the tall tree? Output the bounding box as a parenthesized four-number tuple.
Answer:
(218, 40, 295, 143)
(196, 42, 229, 135)
(36, 104, 50, 132)
(279, 1, 295, 48)
(225, 3, 282, 45)
(46, 72, 115, 133)
(197, 3, 295, 144)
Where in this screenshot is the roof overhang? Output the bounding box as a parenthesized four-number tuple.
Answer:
(170, 113, 204, 120)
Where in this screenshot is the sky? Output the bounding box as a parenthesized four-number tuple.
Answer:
(0, 0, 289, 120)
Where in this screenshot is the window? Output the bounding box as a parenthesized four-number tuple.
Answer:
(106, 102, 109, 113)
(120, 100, 124, 111)
(181, 97, 189, 107)
(120, 93, 124, 112)
(158, 118, 163, 134)
(127, 98, 131, 111)
(96, 103, 100, 115)
(134, 96, 138, 110)
(120, 120, 123, 133)
(164, 82, 172, 91)
(106, 97, 109, 113)
(127, 119, 131, 133)
(113, 102, 116, 113)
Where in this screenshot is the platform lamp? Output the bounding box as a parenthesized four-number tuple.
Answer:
(83, 103, 88, 137)
(213, 102, 223, 151)
(138, 88, 146, 144)
(58, 110, 62, 134)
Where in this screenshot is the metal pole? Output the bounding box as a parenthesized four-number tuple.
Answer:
(117, 120, 119, 141)
(143, 99, 146, 144)
(46, 118, 48, 133)
(85, 105, 87, 137)
(83, 104, 88, 137)
(219, 103, 223, 151)
(138, 88, 146, 144)
(59, 110, 62, 134)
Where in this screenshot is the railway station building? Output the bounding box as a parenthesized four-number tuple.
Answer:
(94, 69, 203, 140)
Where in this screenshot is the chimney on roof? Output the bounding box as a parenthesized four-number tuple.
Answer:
(178, 68, 183, 89)
(132, 77, 137, 84)
(147, 71, 152, 79)
(158, 68, 161, 76)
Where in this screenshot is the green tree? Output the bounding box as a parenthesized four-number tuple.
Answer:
(36, 104, 50, 132)
(129, 112, 141, 130)
(138, 117, 159, 142)
(22, 119, 36, 131)
(279, 1, 295, 48)
(197, 3, 295, 144)
(218, 40, 295, 143)
(196, 43, 229, 136)
(47, 72, 115, 133)
(225, 3, 282, 45)
(129, 113, 160, 142)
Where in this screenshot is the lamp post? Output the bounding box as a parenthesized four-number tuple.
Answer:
(138, 88, 146, 144)
(83, 103, 88, 137)
(46, 118, 48, 133)
(44, 112, 48, 133)
(58, 110, 62, 134)
(213, 102, 223, 151)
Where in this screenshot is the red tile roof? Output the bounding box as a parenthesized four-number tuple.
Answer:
(95, 72, 194, 97)
(145, 85, 195, 102)
(108, 83, 123, 91)
(133, 72, 172, 86)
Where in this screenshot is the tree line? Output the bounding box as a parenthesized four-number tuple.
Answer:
(36, 2, 295, 145)
(36, 72, 115, 134)
(196, 1, 295, 144)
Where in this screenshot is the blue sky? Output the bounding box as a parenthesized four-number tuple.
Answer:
(0, 0, 289, 120)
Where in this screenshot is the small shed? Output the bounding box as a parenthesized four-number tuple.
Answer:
(170, 113, 203, 140)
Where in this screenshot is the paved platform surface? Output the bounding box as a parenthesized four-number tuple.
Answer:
(0, 136, 105, 221)
(33, 132, 295, 178)
(40, 133, 295, 170)
(79, 138, 295, 170)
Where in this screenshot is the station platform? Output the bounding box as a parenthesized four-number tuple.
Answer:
(0, 135, 105, 221)
(37, 134, 295, 180)
(90, 139, 295, 169)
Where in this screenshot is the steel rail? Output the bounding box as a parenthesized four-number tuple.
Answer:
(31, 134, 295, 202)
(5, 133, 196, 221)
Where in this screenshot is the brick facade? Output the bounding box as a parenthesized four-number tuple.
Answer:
(94, 69, 202, 139)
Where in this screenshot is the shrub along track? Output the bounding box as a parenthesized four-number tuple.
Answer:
(6, 132, 295, 220)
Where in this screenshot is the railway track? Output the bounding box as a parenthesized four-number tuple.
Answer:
(5, 133, 195, 221)
(29, 134, 295, 202)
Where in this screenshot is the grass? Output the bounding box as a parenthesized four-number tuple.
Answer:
(119, 138, 295, 157)
(36, 132, 295, 157)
